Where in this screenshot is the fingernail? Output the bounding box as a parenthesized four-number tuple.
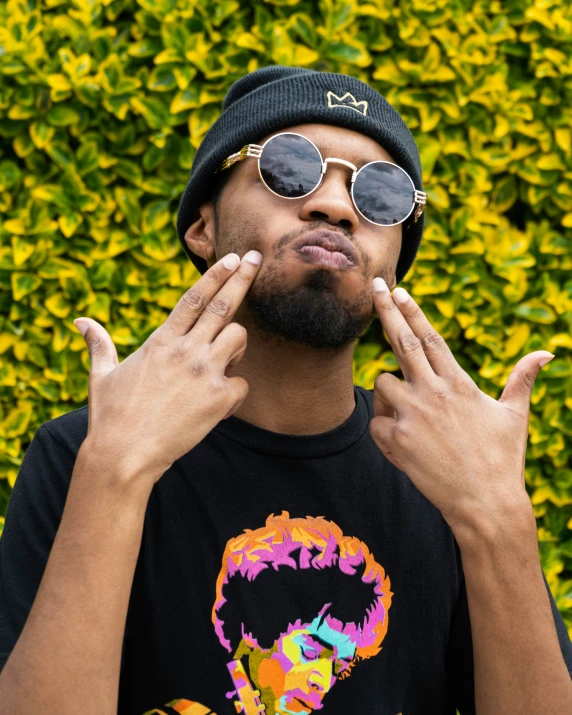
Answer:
(222, 253, 240, 270)
(538, 354, 555, 368)
(243, 250, 262, 265)
(73, 319, 88, 336)
(393, 288, 409, 305)
(373, 277, 388, 293)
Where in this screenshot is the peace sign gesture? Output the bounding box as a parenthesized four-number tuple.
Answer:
(369, 277, 554, 535)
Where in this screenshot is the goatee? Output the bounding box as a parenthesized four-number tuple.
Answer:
(244, 266, 374, 349)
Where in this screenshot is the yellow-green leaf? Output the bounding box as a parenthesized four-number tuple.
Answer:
(424, 185, 449, 210)
(12, 272, 42, 300)
(514, 300, 557, 324)
(45, 292, 72, 319)
(142, 200, 172, 233)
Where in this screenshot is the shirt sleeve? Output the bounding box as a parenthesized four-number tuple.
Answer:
(446, 570, 572, 714)
(0, 425, 129, 674)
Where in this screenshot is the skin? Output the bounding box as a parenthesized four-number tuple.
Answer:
(0, 121, 568, 714)
(184, 122, 572, 712)
(368, 281, 572, 713)
(185, 122, 401, 435)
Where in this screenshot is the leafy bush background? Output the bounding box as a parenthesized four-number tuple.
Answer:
(0, 0, 571, 635)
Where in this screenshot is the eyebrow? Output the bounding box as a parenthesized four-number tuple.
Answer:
(304, 634, 332, 651)
(305, 634, 354, 664)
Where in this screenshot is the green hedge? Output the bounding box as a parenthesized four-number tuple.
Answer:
(0, 0, 571, 635)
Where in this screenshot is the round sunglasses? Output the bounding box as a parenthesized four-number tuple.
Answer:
(215, 131, 427, 227)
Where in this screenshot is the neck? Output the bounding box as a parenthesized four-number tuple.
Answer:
(225, 321, 357, 435)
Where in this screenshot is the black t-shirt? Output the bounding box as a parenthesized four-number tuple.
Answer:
(1, 386, 571, 715)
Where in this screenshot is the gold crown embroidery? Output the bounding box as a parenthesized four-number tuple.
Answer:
(326, 90, 368, 116)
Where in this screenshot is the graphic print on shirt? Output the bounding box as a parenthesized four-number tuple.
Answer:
(144, 511, 393, 715)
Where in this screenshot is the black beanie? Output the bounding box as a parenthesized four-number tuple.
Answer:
(176, 65, 425, 283)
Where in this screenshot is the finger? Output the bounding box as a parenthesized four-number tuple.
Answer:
(212, 322, 248, 368)
(372, 278, 433, 383)
(369, 416, 407, 472)
(373, 372, 407, 416)
(391, 288, 462, 379)
(222, 392, 248, 420)
(226, 344, 247, 370)
(221, 375, 249, 419)
(373, 373, 400, 418)
(499, 351, 554, 413)
(369, 414, 393, 445)
(73, 318, 119, 378)
(161, 252, 243, 338)
(374, 396, 394, 419)
(192, 250, 263, 342)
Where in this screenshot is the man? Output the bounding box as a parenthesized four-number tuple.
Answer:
(0, 66, 570, 715)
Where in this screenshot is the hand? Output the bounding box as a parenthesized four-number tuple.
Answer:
(73, 250, 263, 491)
(369, 278, 554, 534)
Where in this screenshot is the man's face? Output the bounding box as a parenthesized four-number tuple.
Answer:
(191, 123, 403, 349)
(251, 613, 357, 714)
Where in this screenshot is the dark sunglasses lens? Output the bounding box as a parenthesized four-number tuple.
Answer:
(353, 163, 414, 225)
(259, 134, 322, 198)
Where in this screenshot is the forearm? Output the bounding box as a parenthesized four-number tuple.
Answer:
(454, 501, 572, 715)
(0, 441, 152, 714)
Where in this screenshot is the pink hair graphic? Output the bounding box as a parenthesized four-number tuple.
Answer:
(213, 511, 393, 663)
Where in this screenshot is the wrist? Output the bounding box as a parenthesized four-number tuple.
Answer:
(449, 493, 537, 554)
(76, 437, 157, 505)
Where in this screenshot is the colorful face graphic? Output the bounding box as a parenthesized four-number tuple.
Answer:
(255, 614, 357, 714)
(214, 512, 393, 714)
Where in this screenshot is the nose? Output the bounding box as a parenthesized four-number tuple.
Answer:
(299, 163, 361, 233)
(308, 665, 335, 696)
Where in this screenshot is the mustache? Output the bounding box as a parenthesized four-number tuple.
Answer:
(274, 221, 395, 287)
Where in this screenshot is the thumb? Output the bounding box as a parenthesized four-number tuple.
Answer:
(73, 318, 119, 376)
(498, 351, 554, 412)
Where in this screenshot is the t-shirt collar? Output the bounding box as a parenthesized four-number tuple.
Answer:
(212, 385, 371, 458)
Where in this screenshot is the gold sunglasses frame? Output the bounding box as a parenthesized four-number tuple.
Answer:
(215, 131, 427, 227)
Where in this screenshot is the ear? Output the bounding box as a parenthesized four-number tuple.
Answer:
(183, 201, 217, 265)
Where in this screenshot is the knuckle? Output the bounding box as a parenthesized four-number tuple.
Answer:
(430, 383, 450, 403)
(520, 371, 536, 392)
(400, 300, 420, 319)
(169, 340, 190, 364)
(204, 266, 225, 286)
(421, 330, 445, 352)
(207, 296, 232, 319)
(181, 289, 205, 312)
(377, 299, 395, 314)
(146, 330, 167, 350)
(398, 331, 421, 354)
(210, 376, 228, 396)
(374, 372, 392, 391)
(209, 262, 232, 288)
(227, 322, 247, 343)
(234, 268, 253, 285)
(87, 334, 106, 357)
(392, 422, 409, 447)
(454, 374, 476, 397)
(188, 356, 209, 377)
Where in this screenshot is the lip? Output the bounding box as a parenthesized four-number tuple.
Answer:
(293, 229, 358, 268)
(293, 696, 315, 712)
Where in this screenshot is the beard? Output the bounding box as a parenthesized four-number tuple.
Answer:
(215, 208, 395, 350)
(244, 263, 375, 349)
